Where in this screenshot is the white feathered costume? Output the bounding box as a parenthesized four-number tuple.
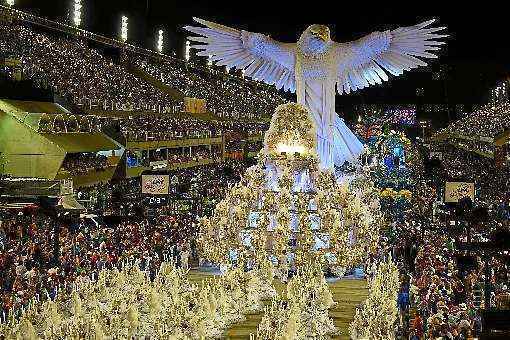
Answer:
(185, 18, 447, 169)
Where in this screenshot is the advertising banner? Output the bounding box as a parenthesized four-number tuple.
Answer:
(445, 182, 475, 203)
(141, 175, 169, 195)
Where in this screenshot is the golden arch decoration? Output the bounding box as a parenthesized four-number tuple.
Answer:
(38, 114, 53, 133)
(64, 115, 79, 132)
(52, 114, 66, 133)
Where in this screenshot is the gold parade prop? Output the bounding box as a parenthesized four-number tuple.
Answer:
(198, 103, 384, 278)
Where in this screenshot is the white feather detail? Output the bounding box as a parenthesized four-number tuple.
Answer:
(335, 19, 447, 94)
(184, 17, 296, 91)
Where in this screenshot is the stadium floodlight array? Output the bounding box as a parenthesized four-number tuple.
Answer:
(185, 40, 190, 61)
(121, 15, 128, 42)
(157, 29, 164, 53)
(73, 0, 82, 27)
(6, 0, 14, 7)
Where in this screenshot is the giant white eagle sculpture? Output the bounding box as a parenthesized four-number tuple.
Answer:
(185, 18, 447, 169)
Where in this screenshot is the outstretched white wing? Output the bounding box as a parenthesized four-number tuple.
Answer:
(335, 19, 447, 94)
(184, 18, 296, 92)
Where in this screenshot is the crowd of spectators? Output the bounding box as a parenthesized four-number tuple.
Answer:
(408, 233, 483, 339)
(437, 145, 509, 206)
(73, 159, 250, 216)
(133, 56, 286, 119)
(126, 145, 223, 169)
(451, 139, 495, 157)
(166, 147, 221, 165)
(437, 102, 510, 140)
(0, 22, 177, 113)
(386, 168, 509, 339)
(0, 209, 195, 316)
(0, 20, 287, 120)
(171, 160, 250, 210)
(61, 153, 109, 175)
(362, 111, 509, 338)
(1, 159, 253, 317)
(398, 212, 510, 340)
(0, 210, 57, 315)
(120, 115, 218, 141)
(117, 114, 268, 142)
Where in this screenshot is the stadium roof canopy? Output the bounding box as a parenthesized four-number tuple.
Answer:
(0, 99, 69, 115)
(0, 99, 70, 130)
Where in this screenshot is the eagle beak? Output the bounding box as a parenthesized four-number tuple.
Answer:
(312, 28, 329, 42)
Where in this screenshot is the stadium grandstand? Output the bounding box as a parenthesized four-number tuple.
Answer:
(0, 6, 286, 117)
(0, 4, 287, 189)
(432, 80, 510, 160)
(428, 81, 509, 206)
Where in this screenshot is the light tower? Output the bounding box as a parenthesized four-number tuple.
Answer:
(72, 0, 82, 27)
(156, 29, 164, 53)
(6, 0, 14, 6)
(185, 40, 190, 62)
(120, 15, 128, 42)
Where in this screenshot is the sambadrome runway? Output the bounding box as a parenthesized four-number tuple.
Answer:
(188, 270, 368, 339)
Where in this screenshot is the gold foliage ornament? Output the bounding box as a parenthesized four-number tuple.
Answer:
(198, 103, 383, 276)
(264, 103, 317, 159)
(257, 261, 337, 339)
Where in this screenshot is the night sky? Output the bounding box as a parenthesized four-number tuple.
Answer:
(13, 0, 510, 110)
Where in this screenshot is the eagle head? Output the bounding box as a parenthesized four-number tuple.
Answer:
(299, 25, 331, 53)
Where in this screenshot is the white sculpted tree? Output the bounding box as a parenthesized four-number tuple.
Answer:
(185, 18, 447, 169)
(0, 263, 276, 339)
(257, 262, 337, 339)
(349, 258, 401, 340)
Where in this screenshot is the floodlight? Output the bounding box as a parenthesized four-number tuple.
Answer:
(157, 29, 164, 53)
(121, 15, 128, 42)
(185, 40, 190, 61)
(73, 0, 82, 27)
